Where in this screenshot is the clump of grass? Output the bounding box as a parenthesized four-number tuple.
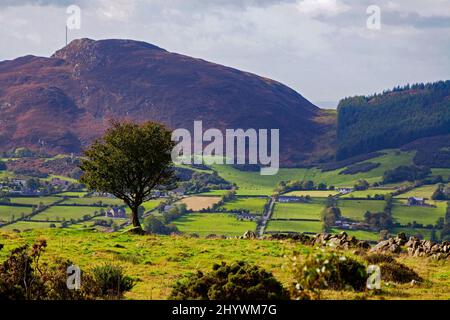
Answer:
(92, 264, 135, 298)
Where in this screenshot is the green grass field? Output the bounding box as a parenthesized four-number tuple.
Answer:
(0, 229, 449, 300)
(211, 150, 416, 195)
(341, 188, 394, 199)
(391, 201, 446, 226)
(337, 199, 385, 221)
(196, 190, 232, 196)
(272, 200, 325, 220)
(173, 213, 256, 236)
(395, 184, 439, 199)
(391, 227, 439, 239)
(62, 197, 124, 206)
(31, 206, 101, 221)
(55, 191, 88, 197)
(431, 168, 450, 180)
(1, 221, 62, 231)
(9, 196, 61, 206)
(266, 220, 323, 234)
(142, 199, 163, 211)
(220, 197, 268, 215)
(0, 205, 33, 221)
(330, 228, 380, 241)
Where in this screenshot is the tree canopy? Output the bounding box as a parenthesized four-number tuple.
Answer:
(80, 121, 176, 230)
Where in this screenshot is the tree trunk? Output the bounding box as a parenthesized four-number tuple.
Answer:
(131, 206, 142, 230)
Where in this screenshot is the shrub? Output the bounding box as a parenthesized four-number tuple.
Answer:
(91, 264, 135, 298)
(0, 241, 99, 300)
(289, 250, 367, 299)
(364, 254, 421, 284)
(42, 259, 101, 300)
(144, 215, 179, 235)
(169, 261, 289, 300)
(378, 262, 422, 284)
(0, 240, 48, 300)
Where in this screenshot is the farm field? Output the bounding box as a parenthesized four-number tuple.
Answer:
(284, 190, 338, 198)
(220, 197, 268, 215)
(211, 150, 417, 194)
(62, 196, 124, 206)
(173, 213, 256, 237)
(0, 205, 32, 221)
(337, 199, 385, 221)
(329, 228, 380, 241)
(196, 190, 232, 196)
(391, 201, 446, 226)
(142, 199, 163, 211)
(341, 189, 394, 199)
(391, 227, 439, 239)
(395, 184, 439, 199)
(1, 229, 449, 300)
(431, 168, 450, 180)
(1, 221, 62, 231)
(31, 206, 100, 221)
(272, 200, 324, 220)
(9, 196, 61, 206)
(266, 220, 323, 234)
(55, 191, 88, 197)
(179, 196, 221, 211)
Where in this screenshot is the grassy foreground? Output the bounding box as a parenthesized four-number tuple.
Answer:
(0, 229, 449, 300)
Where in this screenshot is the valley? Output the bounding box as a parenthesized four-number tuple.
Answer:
(1, 148, 449, 242)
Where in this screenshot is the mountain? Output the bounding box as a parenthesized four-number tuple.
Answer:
(336, 81, 450, 160)
(0, 38, 334, 165)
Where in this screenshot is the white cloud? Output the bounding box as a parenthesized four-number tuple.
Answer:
(0, 0, 449, 104)
(296, 0, 349, 17)
(97, 0, 136, 22)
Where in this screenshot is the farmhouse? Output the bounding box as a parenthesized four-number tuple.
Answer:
(50, 178, 69, 187)
(106, 207, 127, 218)
(407, 197, 426, 206)
(278, 196, 306, 203)
(170, 187, 186, 197)
(337, 188, 353, 194)
(164, 205, 174, 213)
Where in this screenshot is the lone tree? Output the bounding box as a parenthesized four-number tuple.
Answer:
(80, 121, 175, 232)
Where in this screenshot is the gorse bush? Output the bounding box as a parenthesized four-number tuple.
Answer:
(0, 240, 47, 300)
(0, 240, 99, 300)
(92, 264, 135, 298)
(0, 241, 134, 300)
(289, 250, 367, 299)
(169, 261, 289, 300)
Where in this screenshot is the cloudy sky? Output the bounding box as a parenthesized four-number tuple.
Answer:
(0, 0, 449, 107)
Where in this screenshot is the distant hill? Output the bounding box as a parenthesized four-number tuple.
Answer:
(336, 81, 450, 160)
(0, 38, 334, 165)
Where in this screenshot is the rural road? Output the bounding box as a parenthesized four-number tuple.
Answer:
(257, 197, 275, 237)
